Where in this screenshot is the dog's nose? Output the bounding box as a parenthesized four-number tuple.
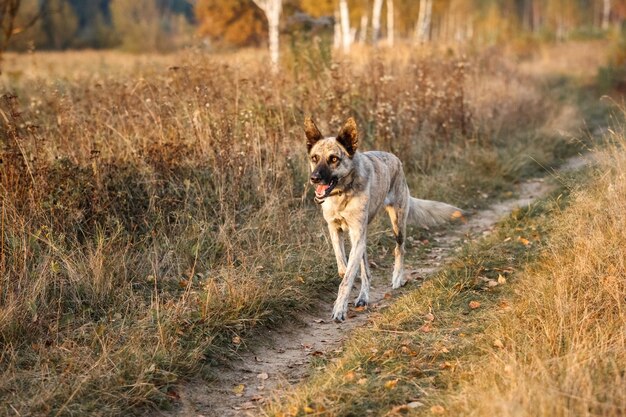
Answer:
(310, 172, 322, 183)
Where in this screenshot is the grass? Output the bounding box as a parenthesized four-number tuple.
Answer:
(263, 116, 626, 416)
(0, 42, 609, 415)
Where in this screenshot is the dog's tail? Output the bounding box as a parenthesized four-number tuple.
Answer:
(407, 197, 464, 227)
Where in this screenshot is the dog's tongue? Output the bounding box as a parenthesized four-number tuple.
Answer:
(316, 184, 330, 195)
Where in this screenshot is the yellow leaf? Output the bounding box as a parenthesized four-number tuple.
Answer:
(497, 274, 507, 284)
(304, 406, 315, 413)
(384, 379, 399, 389)
(469, 300, 481, 309)
(232, 384, 245, 394)
(518, 236, 530, 246)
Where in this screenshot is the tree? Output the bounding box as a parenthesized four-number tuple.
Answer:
(371, 0, 383, 43)
(0, 0, 39, 68)
(387, 0, 394, 45)
(603, 0, 611, 29)
(195, 0, 267, 48)
(339, 0, 351, 51)
(415, 0, 433, 43)
(251, 0, 282, 70)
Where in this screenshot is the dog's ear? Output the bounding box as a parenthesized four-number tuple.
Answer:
(304, 117, 323, 152)
(336, 117, 358, 156)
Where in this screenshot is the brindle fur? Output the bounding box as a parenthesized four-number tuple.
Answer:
(305, 117, 462, 322)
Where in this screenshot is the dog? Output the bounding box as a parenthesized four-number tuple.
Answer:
(305, 117, 463, 321)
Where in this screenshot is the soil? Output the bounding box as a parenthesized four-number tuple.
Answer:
(151, 155, 591, 417)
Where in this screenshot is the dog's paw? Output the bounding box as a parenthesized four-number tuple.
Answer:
(391, 279, 407, 290)
(354, 296, 368, 308)
(331, 305, 347, 322)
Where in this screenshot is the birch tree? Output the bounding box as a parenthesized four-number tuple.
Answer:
(602, 0, 611, 29)
(415, 0, 432, 43)
(339, 0, 351, 52)
(386, 0, 394, 46)
(371, 0, 383, 43)
(251, 0, 282, 71)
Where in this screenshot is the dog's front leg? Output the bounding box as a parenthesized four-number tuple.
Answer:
(328, 225, 347, 278)
(332, 220, 367, 322)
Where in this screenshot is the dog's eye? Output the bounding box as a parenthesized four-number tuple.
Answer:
(329, 156, 339, 164)
(311, 155, 319, 163)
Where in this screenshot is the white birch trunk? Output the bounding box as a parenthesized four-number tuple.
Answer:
(371, 0, 384, 44)
(415, 0, 432, 43)
(359, 14, 369, 44)
(334, 9, 341, 49)
(386, 0, 394, 46)
(339, 0, 351, 52)
(252, 0, 282, 72)
(602, 0, 611, 30)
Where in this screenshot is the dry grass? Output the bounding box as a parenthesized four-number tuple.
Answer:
(442, 124, 626, 417)
(0, 43, 604, 415)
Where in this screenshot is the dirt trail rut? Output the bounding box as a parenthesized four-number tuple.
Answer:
(155, 156, 590, 417)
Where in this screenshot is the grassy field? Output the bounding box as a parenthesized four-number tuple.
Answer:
(0, 41, 613, 415)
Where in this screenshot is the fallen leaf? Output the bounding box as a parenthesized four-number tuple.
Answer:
(518, 236, 530, 246)
(257, 372, 269, 380)
(232, 336, 241, 345)
(232, 384, 245, 394)
(407, 401, 424, 408)
(303, 406, 315, 413)
(424, 312, 435, 322)
(345, 371, 356, 381)
(384, 292, 392, 299)
(240, 402, 256, 410)
(431, 405, 446, 414)
(384, 379, 399, 389)
(314, 319, 325, 324)
(357, 377, 368, 385)
(486, 280, 498, 287)
(389, 404, 409, 414)
(493, 339, 504, 349)
(497, 274, 507, 284)
(420, 323, 432, 333)
(469, 300, 481, 310)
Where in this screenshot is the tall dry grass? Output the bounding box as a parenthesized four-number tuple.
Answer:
(444, 121, 626, 417)
(0, 45, 587, 415)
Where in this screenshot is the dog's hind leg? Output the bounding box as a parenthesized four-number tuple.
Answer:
(328, 225, 347, 278)
(355, 252, 371, 307)
(386, 203, 408, 289)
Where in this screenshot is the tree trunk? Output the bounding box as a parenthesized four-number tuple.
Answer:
(386, 0, 394, 46)
(602, 0, 611, 30)
(339, 0, 351, 52)
(371, 0, 383, 44)
(252, 0, 282, 72)
(359, 13, 369, 44)
(415, 0, 432, 43)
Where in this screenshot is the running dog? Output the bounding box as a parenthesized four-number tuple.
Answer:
(305, 117, 462, 321)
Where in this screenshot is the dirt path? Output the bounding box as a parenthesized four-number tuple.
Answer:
(154, 156, 589, 417)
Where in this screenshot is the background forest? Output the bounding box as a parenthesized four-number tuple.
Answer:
(3, 0, 626, 54)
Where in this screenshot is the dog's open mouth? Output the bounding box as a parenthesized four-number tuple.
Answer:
(314, 178, 337, 201)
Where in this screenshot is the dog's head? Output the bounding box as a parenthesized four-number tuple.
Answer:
(304, 117, 359, 204)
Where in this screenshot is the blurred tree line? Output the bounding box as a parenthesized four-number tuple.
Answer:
(3, 0, 626, 52)
(7, 0, 194, 52)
